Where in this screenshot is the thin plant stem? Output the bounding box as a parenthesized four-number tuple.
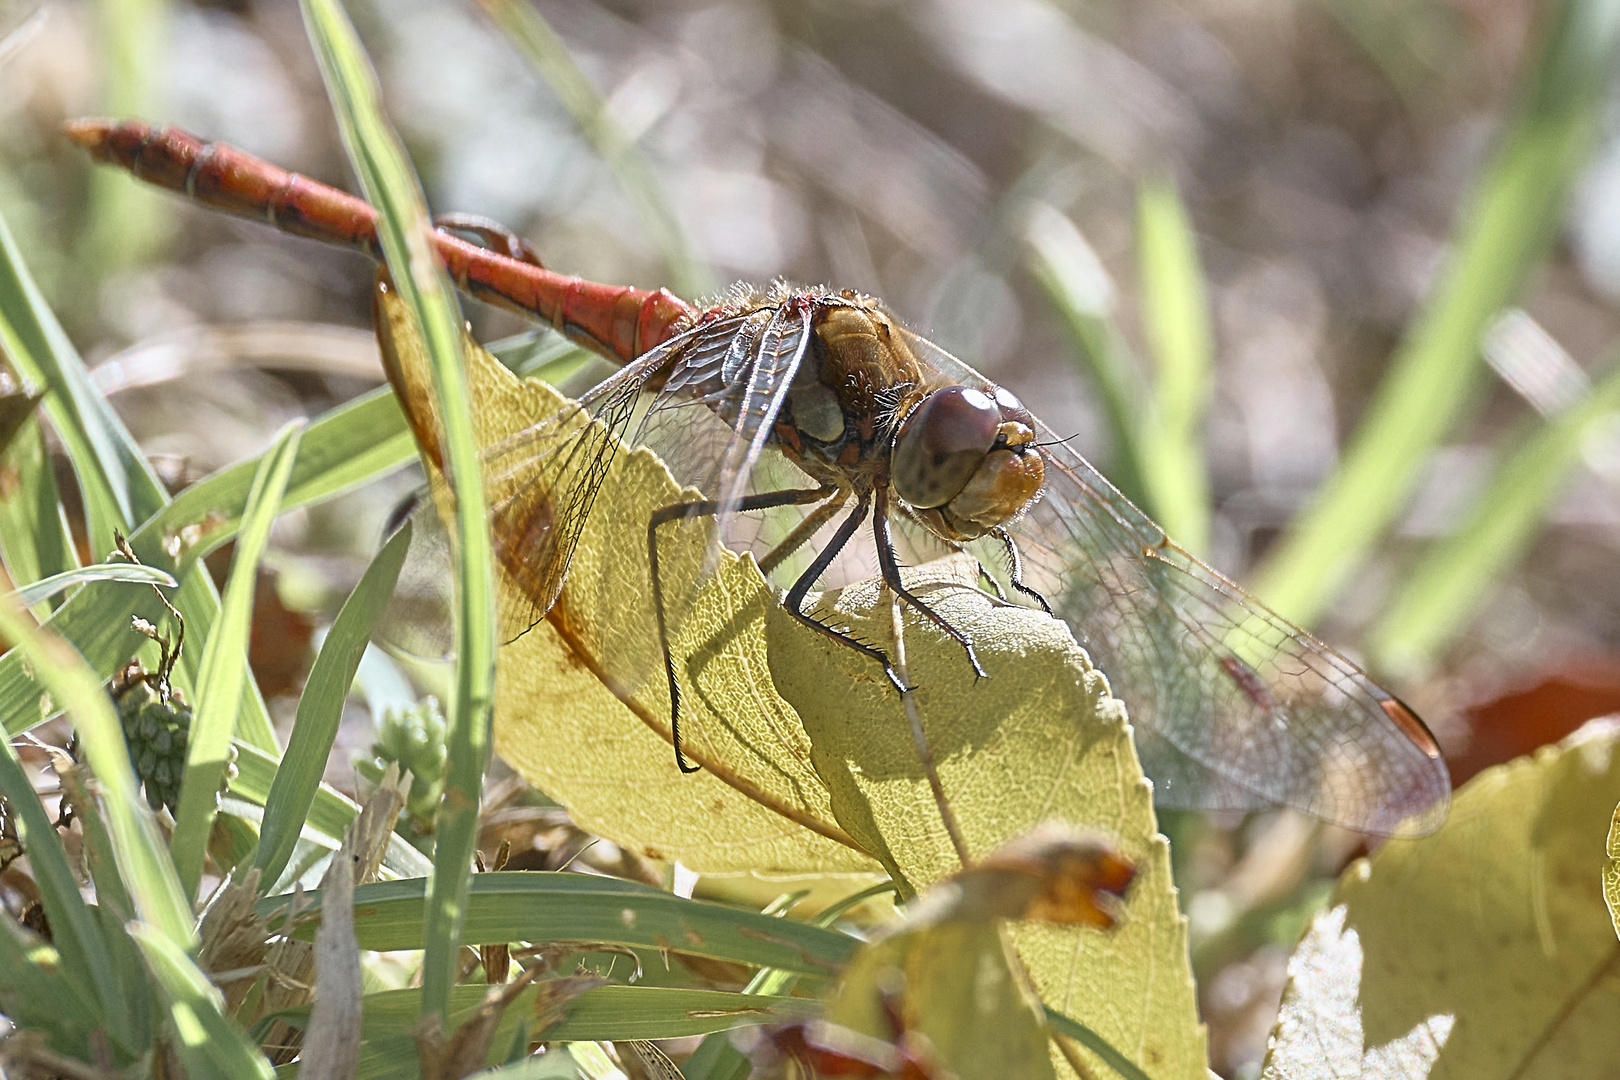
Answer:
(889, 589, 970, 869)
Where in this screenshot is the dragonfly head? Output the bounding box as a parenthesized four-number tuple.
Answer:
(891, 384, 1045, 541)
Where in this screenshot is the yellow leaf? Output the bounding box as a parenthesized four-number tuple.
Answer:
(828, 920, 1057, 1080)
(1266, 719, 1620, 1079)
(767, 561, 1208, 1080)
(1607, 802, 1620, 942)
(821, 828, 1137, 1080)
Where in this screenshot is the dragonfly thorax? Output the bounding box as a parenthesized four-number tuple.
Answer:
(812, 302, 926, 421)
(773, 300, 929, 479)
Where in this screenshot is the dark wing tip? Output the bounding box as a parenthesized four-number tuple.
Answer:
(1379, 695, 1443, 760)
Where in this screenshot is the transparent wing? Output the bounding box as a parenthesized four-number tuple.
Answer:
(708, 303, 814, 534)
(637, 303, 813, 521)
(898, 326, 1450, 835)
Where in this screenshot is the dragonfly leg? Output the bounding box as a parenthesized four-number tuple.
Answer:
(432, 213, 544, 267)
(991, 526, 1051, 613)
(780, 494, 910, 695)
(873, 485, 988, 680)
(894, 503, 1009, 602)
(974, 561, 1010, 602)
(648, 484, 840, 773)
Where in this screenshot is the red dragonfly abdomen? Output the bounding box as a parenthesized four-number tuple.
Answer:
(63, 118, 694, 366)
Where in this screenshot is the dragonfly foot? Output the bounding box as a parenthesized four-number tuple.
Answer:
(883, 666, 915, 695)
(1013, 580, 1052, 614)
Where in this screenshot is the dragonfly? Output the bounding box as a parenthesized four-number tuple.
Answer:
(66, 118, 1451, 836)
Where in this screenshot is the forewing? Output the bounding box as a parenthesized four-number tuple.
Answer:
(707, 303, 814, 543)
(724, 304, 813, 494)
(627, 303, 828, 581)
(897, 326, 1450, 834)
(484, 302, 817, 662)
(637, 305, 810, 501)
(1023, 446, 1448, 833)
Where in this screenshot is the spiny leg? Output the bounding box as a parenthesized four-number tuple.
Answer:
(648, 485, 837, 773)
(433, 213, 543, 266)
(991, 526, 1051, 613)
(976, 564, 1010, 602)
(781, 493, 910, 694)
(894, 503, 1008, 602)
(873, 484, 988, 680)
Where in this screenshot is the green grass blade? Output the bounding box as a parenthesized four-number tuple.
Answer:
(10, 562, 177, 607)
(0, 386, 411, 740)
(58, 770, 156, 1054)
(255, 522, 410, 886)
(175, 583, 277, 752)
(34, 746, 154, 1060)
(811, 880, 899, 926)
(300, 0, 497, 1023)
(0, 415, 78, 613)
(257, 872, 859, 972)
(128, 923, 276, 1080)
(472, 0, 716, 298)
(1044, 1006, 1157, 1080)
(450, 1058, 554, 1080)
(487, 329, 603, 385)
(0, 923, 107, 1060)
(0, 594, 192, 948)
(72, 0, 168, 279)
(0, 202, 283, 756)
(92, 904, 155, 1054)
(1135, 176, 1213, 556)
(373, 982, 812, 1043)
(1253, 0, 1620, 627)
(171, 419, 304, 899)
(0, 737, 117, 1041)
(0, 209, 151, 552)
(680, 1033, 750, 1080)
(149, 387, 411, 572)
(260, 985, 813, 1080)
(58, 764, 134, 917)
(1373, 342, 1620, 672)
(230, 740, 436, 882)
(1025, 201, 1151, 509)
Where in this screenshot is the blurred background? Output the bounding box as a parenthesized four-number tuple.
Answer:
(3, 0, 1620, 1073)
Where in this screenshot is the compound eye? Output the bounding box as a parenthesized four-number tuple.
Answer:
(992, 385, 1034, 427)
(891, 387, 1001, 509)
